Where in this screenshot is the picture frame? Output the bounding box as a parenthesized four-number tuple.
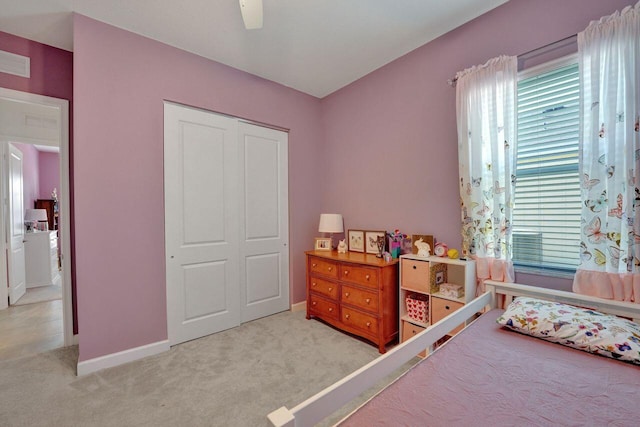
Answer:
(348, 229, 365, 252)
(365, 230, 386, 255)
(314, 237, 331, 251)
(411, 234, 434, 255)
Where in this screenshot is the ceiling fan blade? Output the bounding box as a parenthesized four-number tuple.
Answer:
(239, 0, 263, 30)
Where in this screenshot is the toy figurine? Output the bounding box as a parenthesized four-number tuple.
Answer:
(414, 238, 431, 257)
(337, 239, 347, 253)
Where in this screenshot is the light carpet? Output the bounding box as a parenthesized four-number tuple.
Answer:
(0, 310, 417, 426)
(13, 284, 62, 306)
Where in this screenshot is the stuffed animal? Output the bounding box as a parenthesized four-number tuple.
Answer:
(337, 239, 347, 253)
(414, 238, 431, 257)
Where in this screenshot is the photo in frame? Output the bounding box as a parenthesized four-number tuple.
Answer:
(348, 229, 365, 252)
(365, 230, 386, 255)
(314, 237, 331, 251)
(411, 234, 434, 256)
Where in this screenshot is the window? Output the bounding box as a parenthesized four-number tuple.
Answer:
(513, 57, 581, 274)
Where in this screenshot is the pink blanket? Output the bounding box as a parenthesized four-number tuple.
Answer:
(339, 309, 640, 426)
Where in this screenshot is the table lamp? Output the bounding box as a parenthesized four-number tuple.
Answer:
(318, 213, 344, 249)
(25, 208, 48, 232)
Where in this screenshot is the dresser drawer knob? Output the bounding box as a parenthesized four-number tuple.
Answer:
(312, 301, 317, 306)
(312, 282, 317, 287)
(328, 307, 333, 312)
(328, 267, 333, 272)
(312, 263, 317, 268)
(328, 287, 333, 292)
(344, 270, 349, 275)
(413, 265, 417, 269)
(445, 305, 450, 310)
(344, 292, 350, 298)
(365, 298, 371, 304)
(345, 314, 350, 320)
(366, 322, 371, 327)
(365, 274, 370, 280)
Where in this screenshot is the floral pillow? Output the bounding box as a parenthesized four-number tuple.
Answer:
(496, 296, 640, 364)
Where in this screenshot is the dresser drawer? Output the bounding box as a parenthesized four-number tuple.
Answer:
(309, 294, 339, 319)
(309, 276, 338, 300)
(309, 256, 338, 278)
(431, 297, 464, 335)
(340, 264, 378, 289)
(341, 285, 378, 313)
(342, 307, 379, 335)
(401, 259, 430, 292)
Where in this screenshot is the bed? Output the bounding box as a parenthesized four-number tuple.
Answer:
(268, 281, 640, 426)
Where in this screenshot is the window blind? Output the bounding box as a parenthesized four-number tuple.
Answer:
(513, 63, 580, 271)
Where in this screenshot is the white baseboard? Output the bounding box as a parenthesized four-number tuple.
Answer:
(76, 339, 169, 376)
(290, 301, 306, 312)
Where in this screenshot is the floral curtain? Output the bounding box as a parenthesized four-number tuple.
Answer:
(456, 55, 517, 294)
(573, 2, 640, 302)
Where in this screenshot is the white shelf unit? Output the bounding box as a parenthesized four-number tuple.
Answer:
(399, 254, 476, 355)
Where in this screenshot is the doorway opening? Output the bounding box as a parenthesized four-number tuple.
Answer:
(0, 88, 73, 360)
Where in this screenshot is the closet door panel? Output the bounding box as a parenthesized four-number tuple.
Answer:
(239, 122, 289, 322)
(164, 102, 240, 345)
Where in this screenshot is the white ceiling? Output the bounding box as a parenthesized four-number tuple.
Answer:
(0, 0, 508, 98)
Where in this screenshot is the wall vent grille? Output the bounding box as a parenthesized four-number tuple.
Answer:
(0, 50, 30, 78)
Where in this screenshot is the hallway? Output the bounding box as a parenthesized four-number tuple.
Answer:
(0, 299, 63, 360)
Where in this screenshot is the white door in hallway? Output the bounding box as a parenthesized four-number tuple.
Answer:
(238, 122, 289, 322)
(7, 143, 26, 305)
(164, 103, 241, 345)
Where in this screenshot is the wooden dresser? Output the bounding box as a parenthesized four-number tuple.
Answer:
(306, 250, 399, 353)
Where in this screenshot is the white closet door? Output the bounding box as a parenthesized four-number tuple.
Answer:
(164, 103, 240, 345)
(238, 122, 289, 322)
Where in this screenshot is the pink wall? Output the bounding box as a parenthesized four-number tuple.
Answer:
(38, 151, 60, 200)
(13, 143, 40, 214)
(0, 31, 73, 100)
(73, 14, 323, 361)
(320, 0, 635, 293)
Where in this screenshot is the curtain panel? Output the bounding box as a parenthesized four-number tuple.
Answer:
(456, 55, 517, 294)
(573, 2, 640, 301)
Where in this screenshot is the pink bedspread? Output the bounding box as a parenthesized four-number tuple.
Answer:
(339, 309, 640, 427)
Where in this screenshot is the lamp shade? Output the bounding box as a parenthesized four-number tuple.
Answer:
(25, 208, 48, 222)
(318, 214, 344, 233)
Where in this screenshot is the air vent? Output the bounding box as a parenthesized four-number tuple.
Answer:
(0, 50, 30, 78)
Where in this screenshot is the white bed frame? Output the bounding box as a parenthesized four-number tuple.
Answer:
(268, 281, 640, 427)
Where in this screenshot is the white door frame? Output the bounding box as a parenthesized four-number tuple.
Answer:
(0, 87, 74, 346)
